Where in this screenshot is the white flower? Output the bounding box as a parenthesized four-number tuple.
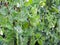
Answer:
(0, 30, 3, 35)
(17, 3, 20, 7)
(52, 25, 55, 28)
(41, 6, 44, 8)
(26, 0, 29, 2)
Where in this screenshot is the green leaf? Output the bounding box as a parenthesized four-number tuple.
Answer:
(25, 0, 32, 6)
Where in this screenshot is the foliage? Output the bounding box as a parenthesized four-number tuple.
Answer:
(0, 0, 60, 45)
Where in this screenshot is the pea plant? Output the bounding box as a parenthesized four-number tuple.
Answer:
(0, 0, 60, 45)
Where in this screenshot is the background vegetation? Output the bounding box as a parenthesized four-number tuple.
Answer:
(0, 0, 60, 45)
